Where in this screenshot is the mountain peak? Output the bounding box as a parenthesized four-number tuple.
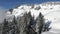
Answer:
(6, 2, 60, 18)
(6, 2, 60, 34)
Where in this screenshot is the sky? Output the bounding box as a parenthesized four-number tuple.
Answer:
(0, 7, 6, 23)
(0, 0, 60, 9)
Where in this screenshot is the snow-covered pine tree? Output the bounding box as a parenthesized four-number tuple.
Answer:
(2, 19, 9, 34)
(43, 21, 51, 32)
(7, 16, 20, 34)
(19, 12, 27, 34)
(36, 12, 45, 34)
(19, 12, 35, 34)
(11, 16, 20, 34)
(27, 11, 34, 25)
(25, 12, 35, 34)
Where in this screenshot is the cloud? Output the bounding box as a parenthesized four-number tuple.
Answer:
(0, 7, 7, 23)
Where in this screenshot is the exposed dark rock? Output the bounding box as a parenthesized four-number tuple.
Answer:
(35, 6, 41, 10)
(9, 9, 13, 14)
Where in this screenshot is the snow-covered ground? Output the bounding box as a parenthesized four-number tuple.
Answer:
(42, 10, 60, 34)
(6, 2, 60, 34)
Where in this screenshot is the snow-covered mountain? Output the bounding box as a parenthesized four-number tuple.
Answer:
(6, 2, 60, 34)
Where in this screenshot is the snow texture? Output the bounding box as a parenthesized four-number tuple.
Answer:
(6, 2, 60, 34)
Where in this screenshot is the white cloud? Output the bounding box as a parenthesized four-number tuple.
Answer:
(0, 7, 7, 23)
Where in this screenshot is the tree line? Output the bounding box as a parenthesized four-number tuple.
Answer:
(2, 12, 51, 34)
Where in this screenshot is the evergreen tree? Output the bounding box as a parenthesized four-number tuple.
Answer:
(27, 12, 33, 25)
(19, 12, 28, 34)
(8, 16, 20, 34)
(12, 16, 17, 24)
(19, 12, 35, 34)
(2, 19, 9, 34)
(12, 16, 20, 34)
(24, 12, 35, 34)
(36, 12, 45, 34)
(43, 21, 51, 32)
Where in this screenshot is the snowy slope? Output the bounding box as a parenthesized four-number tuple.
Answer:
(42, 10, 60, 34)
(6, 2, 60, 34)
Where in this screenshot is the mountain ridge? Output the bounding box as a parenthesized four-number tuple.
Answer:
(6, 2, 60, 34)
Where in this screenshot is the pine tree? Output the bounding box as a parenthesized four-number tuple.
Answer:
(8, 16, 20, 34)
(43, 21, 51, 32)
(36, 12, 45, 34)
(24, 12, 35, 34)
(2, 19, 9, 34)
(12, 16, 17, 24)
(19, 12, 35, 34)
(13, 16, 20, 34)
(27, 12, 33, 25)
(23, 12, 30, 34)
(19, 12, 28, 34)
